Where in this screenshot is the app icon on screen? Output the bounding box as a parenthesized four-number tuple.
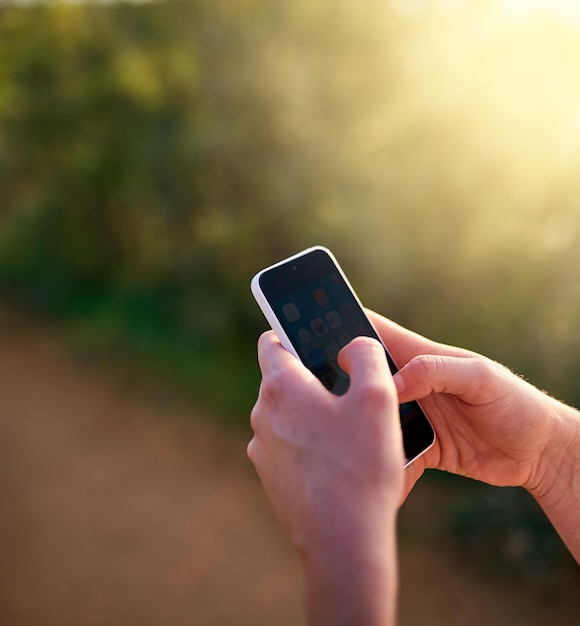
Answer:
(326, 341, 340, 361)
(312, 288, 330, 307)
(298, 328, 312, 344)
(282, 302, 301, 322)
(338, 332, 352, 347)
(311, 318, 328, 337)
(325, 310, 342, 329)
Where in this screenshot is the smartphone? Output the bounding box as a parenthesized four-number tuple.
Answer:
(251, 246, 435, 466)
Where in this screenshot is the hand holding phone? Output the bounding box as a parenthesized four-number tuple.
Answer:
(251, 246, 435, 466)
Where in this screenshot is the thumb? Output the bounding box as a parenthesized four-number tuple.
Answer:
(338, 336, 397, 408)
(394, 354, 495, 404)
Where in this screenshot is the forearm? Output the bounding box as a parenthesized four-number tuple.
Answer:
(301, 508, 399, 626)
(529, 402, 580, 563)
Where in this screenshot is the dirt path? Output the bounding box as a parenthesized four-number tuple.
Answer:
(0, 307, 578, 626)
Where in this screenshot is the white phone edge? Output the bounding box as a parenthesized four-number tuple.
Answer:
(250, 245, 435, 467)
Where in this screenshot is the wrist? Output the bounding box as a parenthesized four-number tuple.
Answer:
(299, 501, 399, 626)
(528, 401, 580, 508)
(527, 401, 580, 562)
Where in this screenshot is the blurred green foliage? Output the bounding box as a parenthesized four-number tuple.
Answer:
(1, 0, 580, 418)
(448, 484, 572, 580)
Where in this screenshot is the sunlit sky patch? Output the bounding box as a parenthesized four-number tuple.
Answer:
(391, 0, 580, 27)
(499, 0, 580, 25)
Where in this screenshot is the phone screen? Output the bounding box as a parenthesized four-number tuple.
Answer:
(255, 247, 435, 463)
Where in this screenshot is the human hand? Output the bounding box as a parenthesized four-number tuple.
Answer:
(248, 332, 403, 625)
(367, 311, 569, 502)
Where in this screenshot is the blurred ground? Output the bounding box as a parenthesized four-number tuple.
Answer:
(0, 305, 578, 626)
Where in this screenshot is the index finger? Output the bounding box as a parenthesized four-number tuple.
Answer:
(257, 331, 313, 384)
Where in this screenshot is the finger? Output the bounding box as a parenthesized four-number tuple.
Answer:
(338, 336, 398, 412)
(256, 331, 322, 409)
(257, 331, 303, 378)
(246, 437, 258, 465)
(394, 354, 498, 404)
(366, 310, 473, 365)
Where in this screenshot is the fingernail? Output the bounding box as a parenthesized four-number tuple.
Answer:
(394, 373, 405, 393)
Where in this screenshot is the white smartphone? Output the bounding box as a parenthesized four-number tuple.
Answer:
(251, 245, 435, 466)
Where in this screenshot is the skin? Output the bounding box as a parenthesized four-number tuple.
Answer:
(368, 310, 580, 562)
(249, 334, 403, 626)
(248, 310, 580, 625)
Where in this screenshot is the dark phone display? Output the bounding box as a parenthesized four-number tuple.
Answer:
(258, 249, 435, 460)
(271, 271, 414, 424)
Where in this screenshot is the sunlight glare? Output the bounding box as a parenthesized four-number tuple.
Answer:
(499, 0, 580, 26)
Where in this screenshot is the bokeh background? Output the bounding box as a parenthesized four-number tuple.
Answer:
(1, 0, 579, 623)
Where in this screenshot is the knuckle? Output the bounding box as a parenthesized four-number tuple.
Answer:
(258, 367, 286, 408)
(410, 354, 437, 377)
(250, 403, 262, 434)
(250, 370, 285, 433)
(357, 378, 391, 415)
(246, 437, 258, 464)
(407, 354, 447, 393)
(472, 356, 506, 388)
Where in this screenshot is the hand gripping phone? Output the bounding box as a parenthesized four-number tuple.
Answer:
(251, 246, 435, 466)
